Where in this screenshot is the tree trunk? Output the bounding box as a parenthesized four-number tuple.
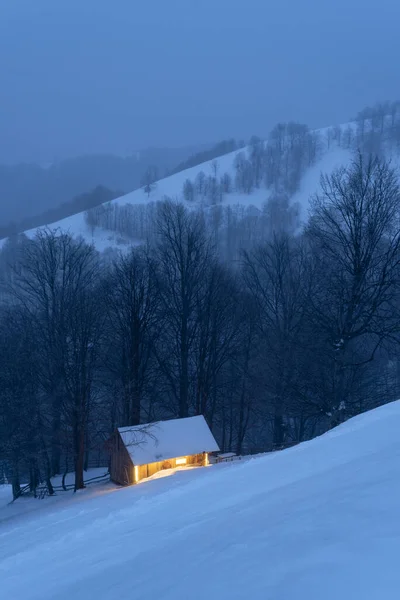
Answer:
(237, 343, 250, 455)
(51, 393, 61, 475)
(84, 427, 90, 472)
(330, 347, 348, 428)
(130, 328, 141, 425)
(272, 409, 285, 449)
(29, 458, 39, 497)
(130, 372, 141, 425)
(179, 318, 189, 418)
(228, 397, 234, 450)
(297, 415, 305, 443)
(74, 423, 86, 491)
(40, 434, 55, 495)
(236, 390, 246, 456)
(12, 459, 21, 500)
(209, 372, 218, 430)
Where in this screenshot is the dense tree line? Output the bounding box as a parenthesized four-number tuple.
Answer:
(2, 153, 400, 498)
(84, 197, 300, 263)
(354, 100, 400, 155)
(184, 103, 400, 204)
(181, 124, 321, 205)
(84, 107, 400, 256)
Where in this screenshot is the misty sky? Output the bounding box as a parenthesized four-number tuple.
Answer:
(1, 0, 399, 164)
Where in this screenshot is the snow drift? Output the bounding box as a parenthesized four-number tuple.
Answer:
(1, 400, 400, 599)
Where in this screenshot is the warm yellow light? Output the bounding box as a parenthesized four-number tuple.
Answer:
(204, 453, 209, 466)
(134, 466, 139, 483)
(176, 457, 187, 466)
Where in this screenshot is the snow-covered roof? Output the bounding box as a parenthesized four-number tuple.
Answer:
(118, 415, 220, 466)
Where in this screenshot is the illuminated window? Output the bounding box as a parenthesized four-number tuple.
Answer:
(176, 457, 187, 465)
(134, 466, 139, 483)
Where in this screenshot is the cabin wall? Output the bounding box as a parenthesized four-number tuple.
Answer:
(109, 432, 135, 486)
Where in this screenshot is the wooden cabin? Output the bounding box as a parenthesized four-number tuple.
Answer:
(108, 415, 220, 486)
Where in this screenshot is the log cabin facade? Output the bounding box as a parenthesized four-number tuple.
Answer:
(108, 415, 220, 486)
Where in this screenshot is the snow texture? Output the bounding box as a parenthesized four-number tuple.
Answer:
(0, 468, 110, 525)
(1, 401, 400, 599)
(118, 415, 220, 465)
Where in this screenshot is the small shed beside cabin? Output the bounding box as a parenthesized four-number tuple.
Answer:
(108, 415, 220, 486)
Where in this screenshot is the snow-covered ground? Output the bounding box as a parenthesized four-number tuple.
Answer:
(291, 146, 351, 216)
(1, 401, 400, 599)
(0, 467, 110, 523)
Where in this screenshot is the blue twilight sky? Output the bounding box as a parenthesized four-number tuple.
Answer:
(0, 0, 399, 163)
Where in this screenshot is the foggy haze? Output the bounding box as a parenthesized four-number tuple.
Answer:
(1, 0, 400, 164)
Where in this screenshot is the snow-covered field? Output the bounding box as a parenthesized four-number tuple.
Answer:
(0, 467, 110, 523)
(1, 401, 400, 599)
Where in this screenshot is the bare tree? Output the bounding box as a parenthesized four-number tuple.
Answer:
(11, 231, 103, 490)
(85, 208, 97, 237)
(141, 166, 158, 197)
(306, 153, 400, 424)
(355, 106, 373, 143)
(234, 152, 254, 194)
(220, 172, 232, 194)
(341, 125, 354, 150)
(206, 175, 222, 205)
(243, 234, 308, 447)
(103, 248, 160, 426)
(62, 273, 104, 490)
(155, 202, 212, 417)
(263, 193, 300, 237)
(0, 308, 42, 498)
(182, 179, 195, 202)
(194, 262, 240, 423)
(209, 160, 218, 180)
(249, 135, 264, 188)
(195, 171, 206, 197)
(232, 292, 259, 454)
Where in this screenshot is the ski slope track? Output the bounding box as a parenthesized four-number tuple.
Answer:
(0, 134, 352, 252)
(1, 401, 400, 599)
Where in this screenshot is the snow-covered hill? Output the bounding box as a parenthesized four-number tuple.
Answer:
(1, 401, 400, 599)
(0, 132, 353, 252)
(3, 116, 400, 254)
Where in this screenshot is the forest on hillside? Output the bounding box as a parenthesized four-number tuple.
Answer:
(2, 102, 400, 496)
(84, 101, 400, 260)
(0, 140, 241, 239)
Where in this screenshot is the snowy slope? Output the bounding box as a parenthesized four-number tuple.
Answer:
(1, 401, 400, 599)
(0, 467, 109, 524)
(291, 146, 351, 216)
(0, 135, 353, 252)
(0, 147, 239, 251)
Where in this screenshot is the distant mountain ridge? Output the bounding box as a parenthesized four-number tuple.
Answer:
(0, 126, 352, 254)
(0, 144, 205, 230)
(3, 102, 400, 253)
(0, 186, 123, 240)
